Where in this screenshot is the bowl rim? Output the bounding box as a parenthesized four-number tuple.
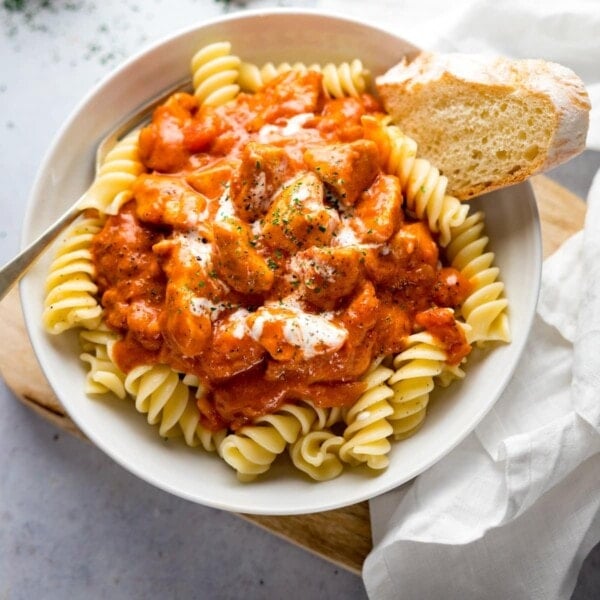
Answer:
(19, 8, 543, 515)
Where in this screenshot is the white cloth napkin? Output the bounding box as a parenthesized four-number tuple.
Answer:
(317, 0, 600, 598)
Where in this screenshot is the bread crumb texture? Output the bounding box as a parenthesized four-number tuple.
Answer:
(376, 52, 590, 199)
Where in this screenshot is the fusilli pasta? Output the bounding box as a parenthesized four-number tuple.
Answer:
(78, 130, 145, 216)
(42, 214, 105, 334)
(387, 328, 468, 440)
(290, 431, 345, 481)
(339, 365, 394, 470)
(181, 374, 226, 451)
(79, 326, 126, 399)
(239, 59, 368, 98)
(446, 211, 510, 344)
(190, 41, 241, 106)
(387, 331, 464, 440)
(219, 401, 319, 481)
(79, 336, 224, 450)
(239, 61, 318, 92)
(321, 59, 368, 98)
(124, 364, 193, 439)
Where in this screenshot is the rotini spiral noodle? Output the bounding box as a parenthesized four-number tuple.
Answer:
(78, 337, 223, 450)
(387, 332, 443, 439)
(219, 401, 318, 481)
(180, 374, 225, 451)
(239, 59, 368, 98)
(43, 214, 105, 334)
(289, 430, 345, 481)
(387, 331, 467, 439)
(311, 405, 343, 431)
(190, 41, 241, 106)
(79, 326, 126, 399)
(339, 365, 394, 470)
(321, 59, 368, 98)
(124, 364, 191, 438)
(362, 115, 468, 246)
(78, 130, 145, 216)
(446, 212, 510, 344)
(177, 396, 226, 452)
(238, 61, 318, 92)
(288, 404, 344, 480)
(388, 376, 432, 440)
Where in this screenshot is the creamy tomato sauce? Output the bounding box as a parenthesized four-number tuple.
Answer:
(91, 71, 472, 431)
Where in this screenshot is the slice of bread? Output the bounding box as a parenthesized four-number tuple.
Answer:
(376, 52, 591, 199)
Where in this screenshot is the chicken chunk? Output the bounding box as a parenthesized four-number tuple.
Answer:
(248, 70, 323, 131)
(352, 173, 403, 243)
(230, 142, 293, 221)
(365, 222, 439, 311)
(133, 173, 208, 229)
(138, 92, 198, 172)
(304, 139, 380, 206)
(186, 162, 237, 202)
(246, 305, 348, 362)
(261, 172, 339, 252)
(365, 221, 439, 286)
(290, 246, 362, 310)
(212, 216, 275, 295)
(202, 312, 265, 381)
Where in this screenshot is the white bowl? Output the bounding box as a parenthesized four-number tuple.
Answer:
(20, 9, 542, 515)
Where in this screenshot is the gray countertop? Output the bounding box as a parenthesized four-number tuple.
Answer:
(0, 2, 598, 598)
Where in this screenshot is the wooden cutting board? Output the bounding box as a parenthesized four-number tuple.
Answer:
(0, 174, 586, 574)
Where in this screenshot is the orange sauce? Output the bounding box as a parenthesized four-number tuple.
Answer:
(91, 71, 471, 431)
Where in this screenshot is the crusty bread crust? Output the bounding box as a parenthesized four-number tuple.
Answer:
(376, 52, 591, 199)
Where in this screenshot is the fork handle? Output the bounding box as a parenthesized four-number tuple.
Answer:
(0, 203, 82, 302)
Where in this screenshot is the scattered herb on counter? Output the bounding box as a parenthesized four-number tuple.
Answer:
(3, 0, 26, 11)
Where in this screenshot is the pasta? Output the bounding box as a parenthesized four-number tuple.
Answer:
(321, 59, 368, 98)
(78, 130, 145, 216)
(190, 41, 241, 106)
(124, 364, 190, 437)
(339, 365, 395, 470)
(79, 326, 126, 399)
(42, 214, 105, 334)
(179, 399, 226, 451)
(387, 330, 466, 439)
(289, 404, 344, 480)
(43, 40, 510, 483)
(123, 364, 224, 448)
(446, 212, 511, 344)
(289, 431, 345, 481)
(239, 59, 368, 98)
(219, 402, 319, 481)
(239, 61, 318, 92)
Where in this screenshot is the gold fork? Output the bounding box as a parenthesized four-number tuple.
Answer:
(0, 76, 191, 302)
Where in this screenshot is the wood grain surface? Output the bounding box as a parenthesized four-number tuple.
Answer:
(0, 174, 586, 575)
